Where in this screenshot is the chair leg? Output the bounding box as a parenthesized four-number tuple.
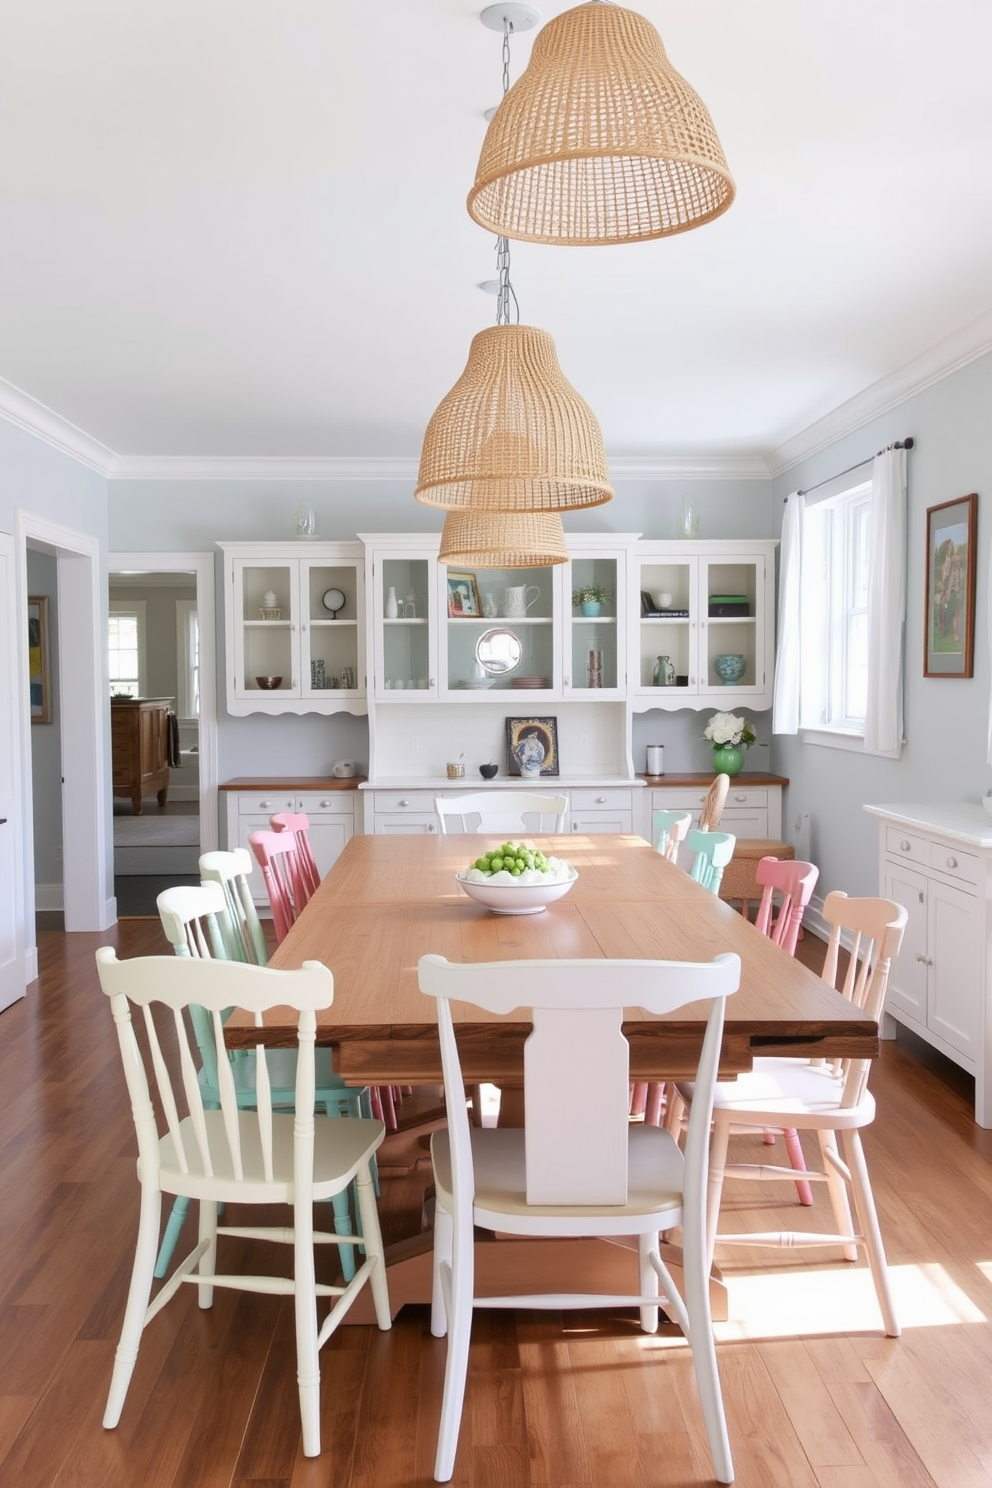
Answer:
(817, 1128, 858, 1262)
(782, 1127, 814, 1206)
(378, 1085, 398, 1130)
(629, 1082, 648, 1117)
(355, 1164, 392, 1331)
(638, 1231, 660, 1333)
(197, 1199, 218, 1309)
(644, 1083, 666, 1127)
(842, 1130, 900, 1338)
(329, 1191, 357, 1282)
(104, 1185, 161, 1428)
(293, 1193, 321, 1457)
(680, 1205, 735, 1484)
(706, 1115, 731, 1272)
(664, 1085, 686, 1137)
(153, 1194, 191, 1277)
(434, 1223, 474, 1483)
(431, 1202, 452, 1338)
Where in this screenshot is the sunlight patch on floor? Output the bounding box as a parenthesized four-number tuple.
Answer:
(714, 1262, 985, 1339)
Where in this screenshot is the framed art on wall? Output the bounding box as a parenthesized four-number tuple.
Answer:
(28, 595, 51, 723)
(505, 716, 559, 777)
(447, 571, 481, 617)
(924, 493, 977, 677)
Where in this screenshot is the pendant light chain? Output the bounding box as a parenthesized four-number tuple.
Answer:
(495, 19, 519, 326)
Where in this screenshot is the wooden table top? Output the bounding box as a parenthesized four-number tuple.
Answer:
(227, 833, 876, 1082)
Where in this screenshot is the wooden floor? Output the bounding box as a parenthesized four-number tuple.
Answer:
(3, 920, 992, 1488)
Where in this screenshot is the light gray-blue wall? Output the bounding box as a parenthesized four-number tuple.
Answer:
(771, 351, 992, 901)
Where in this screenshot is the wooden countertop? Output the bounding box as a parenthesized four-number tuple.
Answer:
(637, 771, 789, 786)
(219, 776, 366, 791)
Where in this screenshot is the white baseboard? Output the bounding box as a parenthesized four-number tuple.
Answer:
(35, 881, 64, 912)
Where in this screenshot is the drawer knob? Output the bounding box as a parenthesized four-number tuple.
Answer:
(595, 796, 606, 804)
(734, 793, 746, 802)
(900, 839, 911, 852)
(259, 799, 272, 808)
(946, 856, 958, 869)
(399, 798, 410, 807)
(320, 799, 332, 808)
(428, 823, 436, 833)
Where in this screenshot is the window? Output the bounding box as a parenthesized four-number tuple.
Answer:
(176, 599, 199, 719)
(800, 480, 871, 741)
(108, 602, 147, 697)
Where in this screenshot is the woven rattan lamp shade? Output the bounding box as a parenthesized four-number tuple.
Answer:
(416, 324, 613, 512)
(438, 509, 568, 567)
(468, 2, 735, 246)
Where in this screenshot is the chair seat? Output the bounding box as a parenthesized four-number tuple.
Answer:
(679, 1061, 874, 1130)
(154, 1109, 385, 1203)
(430, 1124, 685, 1235)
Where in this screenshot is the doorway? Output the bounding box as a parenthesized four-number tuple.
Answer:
(109, 553, 218, 915)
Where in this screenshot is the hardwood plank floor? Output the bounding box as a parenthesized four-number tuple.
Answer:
(2, 920, 992, 1487)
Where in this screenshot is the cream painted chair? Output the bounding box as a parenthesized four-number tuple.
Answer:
(95, 948, 391, 1456)
(434, 790, 568, 835)
(677, 893, 908, 1337)
(419, 949, 741, 1485)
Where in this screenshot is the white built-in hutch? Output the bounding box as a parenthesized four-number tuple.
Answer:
(218, 533, 782, 877)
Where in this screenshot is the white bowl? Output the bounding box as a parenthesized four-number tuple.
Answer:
(455, 867, 578, 915)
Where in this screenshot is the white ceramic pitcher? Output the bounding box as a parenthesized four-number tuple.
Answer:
(501, 584, 540, 617)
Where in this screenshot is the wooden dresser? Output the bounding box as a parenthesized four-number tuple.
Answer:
(111, 697, 173, 815)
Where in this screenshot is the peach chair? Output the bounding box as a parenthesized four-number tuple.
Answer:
(754, 856, 821, 1205)
(248, 829, 312, 942)
(652, 809, 692, 865)
(677, 893, 908, 1338)
(269, 810, 321, 899)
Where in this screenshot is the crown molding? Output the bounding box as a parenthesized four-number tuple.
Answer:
(0, 375, 118, 476)
(769, 307, 992, 477)
(107, 451, 773, 482)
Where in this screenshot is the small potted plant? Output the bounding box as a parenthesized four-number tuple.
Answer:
(571, 582, 614, 617)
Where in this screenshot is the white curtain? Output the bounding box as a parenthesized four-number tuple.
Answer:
(772, 492, 803, 733)
(863, 447, 907, 756)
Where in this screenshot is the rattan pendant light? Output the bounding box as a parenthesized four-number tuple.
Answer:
(438, 508, 568, 567)
(468, 1, 735, 246)
(416, 322, 612, 513)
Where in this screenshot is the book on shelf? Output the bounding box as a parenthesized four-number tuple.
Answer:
(644, 608, 689, 618)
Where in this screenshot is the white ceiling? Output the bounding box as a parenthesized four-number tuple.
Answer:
(2, 1, 991, 475)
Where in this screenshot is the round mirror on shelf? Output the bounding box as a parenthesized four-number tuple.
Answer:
(475, 627, 522, 675)
(321, 588, 345, 617)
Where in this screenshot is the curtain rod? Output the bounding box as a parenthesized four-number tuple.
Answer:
(787, 437, 914, 501)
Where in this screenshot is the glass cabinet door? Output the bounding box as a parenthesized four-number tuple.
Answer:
(301, 560, 363, 700)
(567, 552, 623, 695)
(632, 555, 697, 696)
(441, 564, 556, 696)
(233, 560, 299, 697)
(698, 554, 765, 696)
(373, 553, 435, 698)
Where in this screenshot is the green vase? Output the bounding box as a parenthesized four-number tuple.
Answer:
(712, 744, 745, 777)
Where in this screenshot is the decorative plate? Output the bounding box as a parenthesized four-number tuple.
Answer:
(321, 587, 345, 615)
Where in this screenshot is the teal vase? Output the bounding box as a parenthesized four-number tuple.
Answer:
(712, 744, 745, 777)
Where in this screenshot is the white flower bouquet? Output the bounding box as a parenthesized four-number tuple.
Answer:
(703, 712, 756, 749)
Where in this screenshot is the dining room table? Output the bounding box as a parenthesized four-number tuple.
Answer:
(225, 832, 879, 1320)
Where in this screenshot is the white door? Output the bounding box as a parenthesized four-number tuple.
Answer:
(0, 534, 26, 1009)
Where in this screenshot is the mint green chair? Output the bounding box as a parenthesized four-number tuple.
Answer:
(687, 830, 736, 895)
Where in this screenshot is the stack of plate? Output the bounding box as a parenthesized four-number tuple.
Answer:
(511, 676, 549, 688)
(456, 678, 494, 689)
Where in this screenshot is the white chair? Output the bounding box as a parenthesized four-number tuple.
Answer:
(95, 948, 391, 1455)
(434, 790, 568, 835)
(419, 949, 742, 1485)
(653, 808, 692, 865)
(199, 847, 268, 965)
(677, 892, 908, 1337)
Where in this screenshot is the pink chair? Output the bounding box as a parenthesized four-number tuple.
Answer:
(754, 856, 820, 1205)
(269, 811, 321, 900)
(247, 830, 311, 943)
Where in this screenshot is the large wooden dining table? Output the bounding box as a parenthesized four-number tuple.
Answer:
(225, 833, 876, 1322)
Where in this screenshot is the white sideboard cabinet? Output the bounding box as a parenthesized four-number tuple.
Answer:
(639, 773, 785, 844)
(221, 779, 361, 902)
(865, 803, 992, 1127)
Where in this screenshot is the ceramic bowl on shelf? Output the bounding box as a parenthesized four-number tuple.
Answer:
(714, 653, 747, 685)
(479, 763, 499, 779)
(254, 675, 283, 690)
(455, 868, 578, 915)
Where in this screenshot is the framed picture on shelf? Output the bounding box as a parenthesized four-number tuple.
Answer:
(505, 716, 559, 777)
(28, 595, 51, 724)
(924, 493, 977, 677)
(447, 571, 481, 618)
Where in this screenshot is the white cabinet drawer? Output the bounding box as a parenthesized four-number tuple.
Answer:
(884, 826, 930, 866)
(569, 788, 634, 812)
(376, 815, 438, 834)
(653, 787, 768, 811)
(929, 841, 979, 888)
(237, 793, 297, 815)
(372, 790, 435, 814)
(571, 812, 632, 834)
(296, 791, 354, 817)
